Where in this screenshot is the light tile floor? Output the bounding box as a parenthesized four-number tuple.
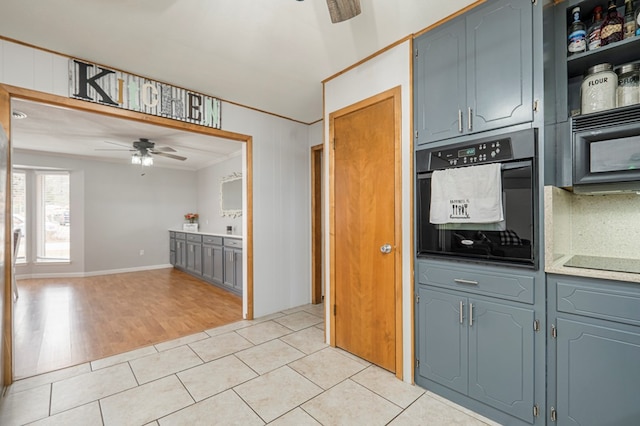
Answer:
(0, 303, 501, 426)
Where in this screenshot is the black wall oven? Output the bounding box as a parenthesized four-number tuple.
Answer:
(416, 129, 538, 268)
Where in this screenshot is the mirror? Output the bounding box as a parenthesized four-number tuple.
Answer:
(221, 172, 242, 217)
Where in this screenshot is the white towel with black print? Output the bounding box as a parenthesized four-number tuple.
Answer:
(429, 163, 504, 224)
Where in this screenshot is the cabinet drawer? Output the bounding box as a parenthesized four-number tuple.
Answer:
(203, 236, 223, 245)
(186, 234, 202, 243)
(175, 232, 186, 240)
(224, 238, 242, 248)
(556, 277, 640, 327)
(417, 263, 534, 304)
(169, 231, 175, 238)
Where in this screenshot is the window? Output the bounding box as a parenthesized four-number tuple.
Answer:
(12, 171, 27, 262)
(12, 169, 71, 263)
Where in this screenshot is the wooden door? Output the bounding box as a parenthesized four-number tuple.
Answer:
(332, 92, 397, 372)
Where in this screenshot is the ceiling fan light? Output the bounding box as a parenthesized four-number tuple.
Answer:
(131, 153, 142, 165)
(141, 155, 153, 167)
(326, 0, 361, 23)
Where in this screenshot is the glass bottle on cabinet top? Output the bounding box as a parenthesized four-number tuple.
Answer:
(587, 5, 604, 50)
(600, 0, 624, 46)
(568, 6, 587, 55)
(623, 0, 636, 39)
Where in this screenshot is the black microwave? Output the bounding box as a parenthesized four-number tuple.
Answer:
(573, 121, 640, 193)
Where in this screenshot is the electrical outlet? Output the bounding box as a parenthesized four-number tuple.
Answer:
(139, 249, 144, 255)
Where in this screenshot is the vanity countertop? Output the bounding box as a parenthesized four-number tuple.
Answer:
(169, 229, 242, 239)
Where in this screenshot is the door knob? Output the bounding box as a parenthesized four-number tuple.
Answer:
(380, 244, 392, 254)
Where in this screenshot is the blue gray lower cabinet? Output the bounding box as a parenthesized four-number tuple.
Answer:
(415, 260, 538, 425)
(174, 233, 187, 269)
(548, 275, 640, 425)
(202, 244, 223, 285)
(186, 234, 202, 276)
(170, 231, 242, 296)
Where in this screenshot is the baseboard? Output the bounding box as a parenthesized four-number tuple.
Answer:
(16, 264, 173, 280)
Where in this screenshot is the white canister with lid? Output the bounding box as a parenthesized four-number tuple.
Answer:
(581, 63, 617, 114)
(616, 63, 640, 107)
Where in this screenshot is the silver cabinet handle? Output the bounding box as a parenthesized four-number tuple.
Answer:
(459, 301, 464, 324)
(454, 278, 478, 285)
(380, 244, 392, 254)
(458, 109, 463, 133)
(469, 303, 474, 327)
(468, 107, 473, 131)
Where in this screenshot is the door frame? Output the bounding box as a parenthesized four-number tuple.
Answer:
(0, 83, 255, 385)
(328, 86, 403, 379)
(311, 144, 323, 305)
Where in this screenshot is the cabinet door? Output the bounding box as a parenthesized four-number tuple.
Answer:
(416, 287, 468, 394)
(223, 248, 235, 289)
(467, 298, 534, 423)
(202, 245, 214, 281)
(176, 240, 187, 269)
(233, 249, 243, 292)
(212, 245, 224, 285)
(186, 242, 202, 276)
(556, 318, 640, 426)
(414, 19, 466, 144)
(466, 0, 533, 134)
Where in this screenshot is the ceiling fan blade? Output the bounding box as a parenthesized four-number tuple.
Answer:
(103, 140, 133, 148)
(152, 146, 177, 153)
(326, 0, 361, 23)
(95, 148, 135, 151)
(153, 152, 187, 161)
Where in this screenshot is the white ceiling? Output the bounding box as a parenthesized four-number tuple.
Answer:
(11, 99, 243, 171)
(0, 0, 476, 123)
(3, 0, 476, 167)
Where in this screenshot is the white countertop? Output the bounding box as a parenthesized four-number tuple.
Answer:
(546, 254, 640, 284)
(544, 186, 640, 284)
(169, 229, 242, 239)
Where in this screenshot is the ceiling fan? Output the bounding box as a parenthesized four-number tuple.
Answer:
(97, 138, 187, 165)
(326, 0, 361, 23)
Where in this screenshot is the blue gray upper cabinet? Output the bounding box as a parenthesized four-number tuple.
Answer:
(415, 19, 466, 143)
(415, 0, 533, 145)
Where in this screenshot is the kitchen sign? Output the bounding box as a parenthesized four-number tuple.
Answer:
(69, 59, 221, 129)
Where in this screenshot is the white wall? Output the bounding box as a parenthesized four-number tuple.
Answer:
(308, 121, 323, 148)
(14, 150, 198, 276)
(197, 154, 243, 235)
(1, 39, 312, 318)
(222, 103, 311, 317)
(324, 40, 413, 381)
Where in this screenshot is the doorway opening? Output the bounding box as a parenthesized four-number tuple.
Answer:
(311, 144, 323, 305)
(0, 85, 254, 384)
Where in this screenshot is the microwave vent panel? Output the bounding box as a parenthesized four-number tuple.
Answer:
(572, 105, 640, 132)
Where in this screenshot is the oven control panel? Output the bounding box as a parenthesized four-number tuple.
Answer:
(429, 137, 513, 169)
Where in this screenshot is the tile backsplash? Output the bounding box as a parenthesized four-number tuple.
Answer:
(556, 188, 640, 259)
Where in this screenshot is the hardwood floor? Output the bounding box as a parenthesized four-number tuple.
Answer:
(13, 268, 242, 379)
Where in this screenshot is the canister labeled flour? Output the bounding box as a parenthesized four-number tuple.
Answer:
(581, 63, 617, 114)
(616, 63, 640, 107)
